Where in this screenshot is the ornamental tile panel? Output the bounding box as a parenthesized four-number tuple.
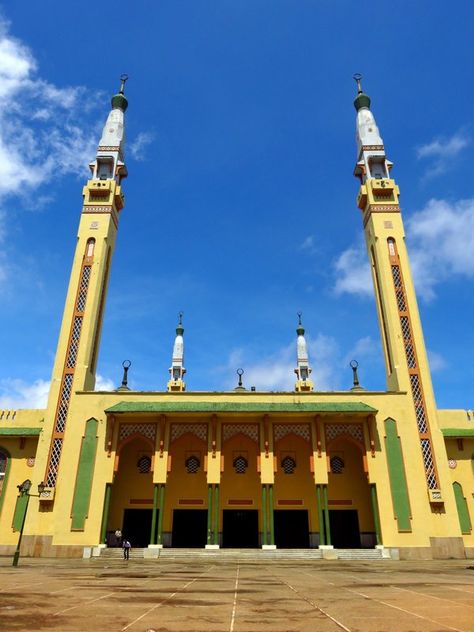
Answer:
(171, 423, 207, 443)
(273, 423, 310, 443)
(325, 423, 364, 445)
(223, 424, 258, 444)
(119, 423, 156, 442)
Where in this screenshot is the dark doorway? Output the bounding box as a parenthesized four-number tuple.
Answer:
(222, 510, 259, 548)
(274, 510, 309, 548)
(329, 509, 361, 548)
(172, 509, 208, 548)
(122, 509, 153, 548)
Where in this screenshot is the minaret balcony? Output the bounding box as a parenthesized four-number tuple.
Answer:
(83, 180, 124, 210)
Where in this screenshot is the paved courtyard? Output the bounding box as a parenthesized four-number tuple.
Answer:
(0, 555, 473, 631)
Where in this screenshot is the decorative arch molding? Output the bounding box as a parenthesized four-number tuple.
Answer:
(117, 432, 155, 456)
(223, 423, 259, 445)
(0, 446, 12, 518)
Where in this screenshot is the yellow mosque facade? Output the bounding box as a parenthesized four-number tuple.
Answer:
(0, 78, 473, 561)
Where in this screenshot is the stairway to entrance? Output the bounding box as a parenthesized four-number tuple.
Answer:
(94, 547, 386, 560)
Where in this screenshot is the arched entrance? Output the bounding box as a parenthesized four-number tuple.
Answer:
(326, 424, 375, 549)
(107, 434, 155, 548)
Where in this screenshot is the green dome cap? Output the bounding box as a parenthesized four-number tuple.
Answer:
(111, 74, 129, 112)
(111, 93, 128, 112)
(354, 92, 371, 111)
(352, 73, 370, 111)
(296, 312, 305, 336)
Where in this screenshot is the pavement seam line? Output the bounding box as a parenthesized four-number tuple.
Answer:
(121, 564, 215, 632)
(344, 587, 467, 632)
(229, 562, 240, 632)
(390, 585, 474, 609)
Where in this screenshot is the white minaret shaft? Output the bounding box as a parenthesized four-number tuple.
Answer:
(294, 313, 313, 391)
(168, 313, 186, 391)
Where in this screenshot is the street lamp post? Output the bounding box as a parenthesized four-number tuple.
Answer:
(12, 479, 46, 567)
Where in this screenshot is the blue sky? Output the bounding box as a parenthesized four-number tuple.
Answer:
(0, 1, 473, 409)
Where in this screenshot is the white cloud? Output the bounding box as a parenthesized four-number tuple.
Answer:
(333, 198, 474, 301)
(0, 16, 103, 288)
(95, 374, 115, 391)
(427, 349, 447, 373)
(299, 235, 317, 254)
(129, 131, 155, 161)
(333, 245, 372, 297)
(0, 378, 50, 409)
(407, 198, 474, 300)
(416, 131, 469, 178)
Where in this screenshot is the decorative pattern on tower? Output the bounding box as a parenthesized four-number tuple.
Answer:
(294, 312, 313, 392)
(167, 312, 186, 392)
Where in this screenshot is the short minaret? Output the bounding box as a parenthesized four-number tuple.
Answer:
(294, 312, 313, 392)
(167, 312, 186, 392)
(353, 75, 444, 498)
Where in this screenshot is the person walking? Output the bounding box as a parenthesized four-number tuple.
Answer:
(122, 539, 131, 560)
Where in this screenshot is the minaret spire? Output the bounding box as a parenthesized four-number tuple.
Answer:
(167, 312, 186, 392)
(294, 312, 314, 392)
(89, 75, 128, 183)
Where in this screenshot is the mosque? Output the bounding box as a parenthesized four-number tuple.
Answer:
(0, 76, 472, 560)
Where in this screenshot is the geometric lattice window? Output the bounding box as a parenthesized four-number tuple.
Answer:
(233, 456, 248, 474)
(0, 450, 7, 495)
(137, 455, 151, 474)
(185, 455, 200, 474)
(330, 456, 344, 474)
(281, 456, 296, 474)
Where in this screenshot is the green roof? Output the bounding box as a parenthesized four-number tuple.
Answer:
(105, 401, 377, 414)
(0, 428, 41, 436)
(441, 428, 474, 438)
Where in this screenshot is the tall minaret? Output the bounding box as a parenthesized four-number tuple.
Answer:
(167, 312, 186, 392)
(353, 75, 442, 495)
(294, 312, 313, 392)
(42, 78, 129, 488)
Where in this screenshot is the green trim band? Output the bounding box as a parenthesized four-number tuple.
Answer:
(441, 429, 474, 437)
(0, 428, 41, 436)
(71, 419, 98, 531)
(105, 401, 377, 414)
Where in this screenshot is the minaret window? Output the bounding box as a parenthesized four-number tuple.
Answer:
(281, 456, 296, 474)
(86, 238, 95, 258)
(97, 157, 113, 180)
(233, 456, 248, 474)
(172, 367, 181, 380)
(387, 238, 396, 257)
(185, 455, 200, 474)
(300, 367, 308, 380)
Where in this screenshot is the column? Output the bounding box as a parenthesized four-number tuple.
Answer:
(371, 484, 382, 545)
(316, 485, 325, 546)
(213, 485, 220, 546)
(269, 484, 275, 546)
(150, 483, 159, 545)
(100, 484, 112, 545)
(207, 484, 213, 545)
(261, 485, 267, 546)
(323, 485, 331, 546)
(156, 484, 166, 546)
